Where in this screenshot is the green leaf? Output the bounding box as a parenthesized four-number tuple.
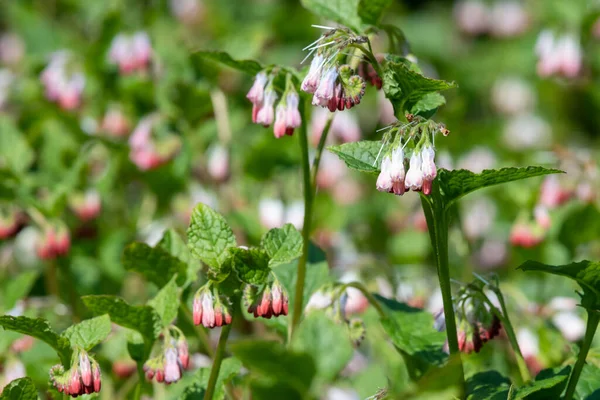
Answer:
(187, 203, 237, 270)
(558, 204, 600, 254)
(231, 340, 316, 395)
(410, 92, 446, 116)
(382, 60, 456, 115)
(575, 364, 600, 400)
(148, 277, 180, 327)
(291, 311, 353, 382)
(300, 0, 364, 33)
(358, 0, 393, 26)
(436, 167, 562, 208)
(466, 371, 511, 400)
(191, 51, 263, 76)
(261, 224, 303, 267)
(0, 116, 34, 174)
(0, 316, 71, 366)
(513, 366, 570, 399)
(376, 295, 446, 378)
(328, 140, 389, 175)
(157, 228, 201, 284)
(1, 272, 38, 312)
(82, 295, 161, 342)
(179, 357, 242, 400)
(0, 377, 38, 400)
(230, 247, 271, 285)
(61, 315, 111, 351)
(122, 242, 187, 287)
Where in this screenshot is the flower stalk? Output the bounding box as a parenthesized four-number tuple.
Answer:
(204, 323, 233, 400)
(564, 310, 600, 400)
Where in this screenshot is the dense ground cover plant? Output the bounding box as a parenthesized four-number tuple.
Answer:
(1, 0, 600, 399)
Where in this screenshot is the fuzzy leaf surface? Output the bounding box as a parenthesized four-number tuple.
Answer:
(61, 315, 111, 351)
(230, 247, 271, 285)
(261, 223, 303, 267)
(148, 277, 180, 327)
(358, 0, 393, 25)
(328, 140, 390, 175)
(122, 242, 187, 287)
(0, 377, 38, 400)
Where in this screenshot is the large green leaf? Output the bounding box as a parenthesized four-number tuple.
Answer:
(0, 377, 38, 400)
(291, 311, 353, 382)
(82, 295, 161, 342)
(147, 277, 180, 327)
(514, 366, 570, 399)
(376, 295, 446, 378)
(0, 116, 34, 174)
(410, 92, 446, 116)
(300, 0, 364, 33)
(191, 51, 263, 76)
(575, 364, 600, 399)
(518, 260, 600, 298)
(179, 357, 242, 400)
(187, 203, 237, 270)
(436, 167, 562, 207)
(230, 247, 271, 285)
(231, 340, 316, 395)
(61, 315, 111, 351)
(157, 228, 201, 284)
(0, 316, 71, 366)
(261, 224, 303, 267)
(382, 60, 456, 115)
(466, 371, 512, 400)
(122, 242, 187, 287)
(358, 0, 393, 26)
(328, 140, 389, 175)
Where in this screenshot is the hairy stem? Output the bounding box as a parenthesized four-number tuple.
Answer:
(180, 303, 214, 358)
(564, 311, 600, 400)
(204, 323, 233, 400)
(421, 195, 465, 397)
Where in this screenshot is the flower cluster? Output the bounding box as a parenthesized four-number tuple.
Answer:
(300, 28, 369, 112)
(535, 30, 582, 78)
(36, 222, 70, 259)
(68, 189, 101, 222)
(108, 32, 153, 75)
(244, 280, 289, 319)
(454, 0, 529, 38)
(143, 327, 189, 384)
(49, 350, 101, 397)
(128, 114, 181, 171)
(247, 72, 301, 138)
(193, 285, 233, 328)
(40, 51, 85, 110)
(100, 106, 130, 138)
(376, 117, 446, 196)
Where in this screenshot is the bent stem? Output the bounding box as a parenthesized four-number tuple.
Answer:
(420, 194, 465, 398)
(204, 323, 233, 400)
(564, 310, 600, 400)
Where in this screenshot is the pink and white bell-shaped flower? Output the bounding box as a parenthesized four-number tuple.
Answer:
(421, 145, 437, 195)
(389, 146, 406, 195)
(246, 71, 268, 105)
(312, 67, 338, 106)
(163, 346, 182, 384)
(301, 54, 324, 93)
(256, 88, 277, 127)
(376, 155, 393, 193)
(405, 152, 424, 191)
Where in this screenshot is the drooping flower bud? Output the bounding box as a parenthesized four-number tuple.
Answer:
(177, 336, 189, 369)
(101, 106, 130, 138)
(92, 361, 101, 393)
(376, 154, 393, 193)
(245, 280, 289, 319)
(420, 145, 437, 195)
(79, 351, 92, 387)
(69, 189, 102, 222)
(246, 71, 268, 105)
(389, 145, 406, 196)
(404, 151, 424, 192)
(163, 346, 182, 384)
(313, 67, 338, 107)
(255, 88, 277, 127)
(510, 219, 544, 248)
(301, 54, 324, 93)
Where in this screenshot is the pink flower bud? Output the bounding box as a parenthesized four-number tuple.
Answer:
(207, 144, 229, 182)
(156, 368, 165, 383)
(214, 304, 224, 327)
(246, 72, 268, 104)
(102, 107, 130, 137)
(273, 104, 287, 139)
(68, 368, 82, 396)
(534, 205, 551, 230)
(313, 67, 338, 105)
(271, 282, 283, 316)
(178, 338, 189, 369)
(79, 352, 92, 387)
(132, 32, 152, 70)
(193, 292, 202, 325)
(255, 90, 277, 127)
(390, 146, 406, 196)
(301, 54, 324, 93)
(376, 155, 393, 193)
(201, 291, 215, 328)
(405, 152, 424, 191)
(164, 347, 182, 383)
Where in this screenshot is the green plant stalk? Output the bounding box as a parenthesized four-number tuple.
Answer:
(564, 310, 600, 400)
(345, 281, 385, 317)
(180, 303, 214, 358)
(133, 365, 144, 400)
(204, 323, 233, 400)
(310, 114, 334, 188)
(290, 102, 313, 340)
(495, 290, 531, 382)
(421, 195, 466, 397)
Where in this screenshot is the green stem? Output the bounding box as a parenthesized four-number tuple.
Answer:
(421, 195, 465, 397)
(57, 258, 82, 322)
(133, 366, 144, 400)
(290, 102, 312, 341)
(180, 303, 215, 358)
(310, 114, 334, 189)
(564, 311, 600, 400)
(345, 282, 385, 318)
(495, 290, 531, 383)
(204, 323, 233, 400)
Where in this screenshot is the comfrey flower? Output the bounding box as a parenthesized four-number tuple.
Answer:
(376, 145, 405, 195)
(535, 30, 582, 78)
(36, 222, 70, 260)
(69, 189, 101, 222)
(404, 152, 424, 192)
(108, 32, 153, 75)
(274, 90, 302, 138)
(49, 350, 102, 396)
(255, 87, 278, 127)
(128, 114, 181, 171)
(420, 145, 437, 195)
(245, 280, 289, 319)
(300, 28, 367, 111)
(192, 285, 232, 328)
(143, 326, 189, 385)
(40, 51, 85, 110)
(101, 106, 130, 138)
